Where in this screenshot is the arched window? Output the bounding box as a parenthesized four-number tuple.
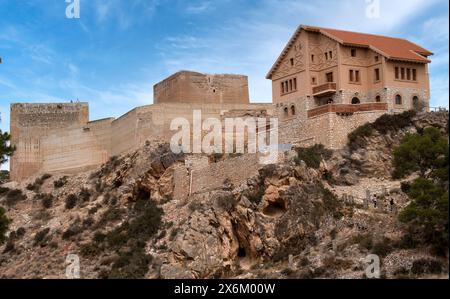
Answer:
(375, 95, 381, 103)
(412, 96, 420, 111)
(291, 105, 296, 115)
(351, 97, 361, 105)
(395, 94, 402, 105)
(284, 107, 289, 117)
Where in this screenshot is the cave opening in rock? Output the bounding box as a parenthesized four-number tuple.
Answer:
(263, 198, 287, 217)
(135, 187, 151, 201)
(237, 247, 247, 258)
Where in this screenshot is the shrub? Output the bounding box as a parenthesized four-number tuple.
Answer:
(26, 174, 52, 192)
(79, 188, 92, 202)
(5, 189, 27, 207)
(107, 247, 153, 279)
(62, 224, 82, 240)
(295, 144, 332, 169)
(372, 110, 416, 134)
(244, 186, 265, 205)
(259, 164, 277, 180)
(215, 192, 235, 212)
(0, 186, 10, 196)
(65, 194, 78, 210)
(34, 228, 50, 246)
(188, 201, 203, 212)
(411, 258, 443, 275)
(16, 227, 26, 238)
(393, 127, 448, 178)
(371, 237, 393, 257)
(398, 178, 448, 255)
(96, 207, 125, 227)
(347, 110, 416, 151)
(0, 206, 11, 244)
(347, 123, 374, 150)
(353, 233, 373, 251)
(53, 176, 68, 188)
(34, 193, 54, 209)
(320, 186, 343, 219)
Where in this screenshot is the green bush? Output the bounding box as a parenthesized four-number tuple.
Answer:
(0, 206, 11, 245)
(393, 127, 448, 178)
(399, 178, 448, 255)
(295, 144, 333, 169)
(215, 192, 235, 212)
(5, 189, 27, 207)
(352, 233, 373, 251)
(79, 188, 92, 202)
(0, 186, 10, 196)
(372, 110, 416, 134)
(371, 237, 393, 257)
(34, 193, 54, 209)
(347, 111, 416, 150)
(411, 258, 443, 275)
(53, 176, 68, 188)
(347, 123, 374, 150)
(65, 194, 78, 210)
(26, 174, 52, 192)
(33, 228, 50, 246)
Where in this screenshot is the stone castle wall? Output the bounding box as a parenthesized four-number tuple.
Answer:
(154, 71, 250, 105)
(10, 101, 272, 181)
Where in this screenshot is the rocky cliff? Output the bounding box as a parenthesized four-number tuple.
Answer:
(0, 111, 448, 279)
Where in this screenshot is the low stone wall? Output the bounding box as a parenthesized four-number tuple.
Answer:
(190, 154, 260, 195)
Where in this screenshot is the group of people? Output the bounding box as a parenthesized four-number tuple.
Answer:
(371, 193, 395, 212)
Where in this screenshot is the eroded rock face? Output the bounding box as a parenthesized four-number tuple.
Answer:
(156, 162, 341, 278)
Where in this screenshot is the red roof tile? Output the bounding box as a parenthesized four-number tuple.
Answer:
(267, 25, 433, 79)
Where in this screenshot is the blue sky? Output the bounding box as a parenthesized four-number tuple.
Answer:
(0, 0, 449, 164)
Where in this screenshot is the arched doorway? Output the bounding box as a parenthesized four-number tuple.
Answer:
(351, 97, 360, 105)
(413, 96, 421, 111)
(375, 95, 381, 103)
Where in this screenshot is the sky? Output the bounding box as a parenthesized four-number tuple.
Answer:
(0, 0, 449, 169)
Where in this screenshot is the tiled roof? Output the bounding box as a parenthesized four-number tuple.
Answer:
(267, 25, 433, 79)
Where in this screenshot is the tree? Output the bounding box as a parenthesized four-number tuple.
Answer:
(399, 178, 449, 254)
(393, 127, 448, 179)
(0, 206, 11, 245)
(0, 130, 15, 165)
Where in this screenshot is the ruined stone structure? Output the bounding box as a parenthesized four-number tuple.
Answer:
(10, 25, 433, 181)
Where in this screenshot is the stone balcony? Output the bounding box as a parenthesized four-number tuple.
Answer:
(307, 102, 388, 118)
(312, 82, 337, 97)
